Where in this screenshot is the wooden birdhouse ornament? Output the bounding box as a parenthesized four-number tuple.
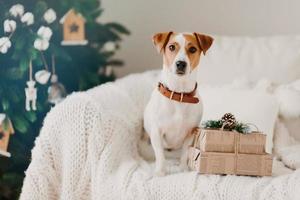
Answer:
(60, 9, 88, 45)
(0, 115, 14, 157)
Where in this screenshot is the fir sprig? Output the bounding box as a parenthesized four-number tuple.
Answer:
(202, 120, 223, 129)
(201, 120, 251, 134)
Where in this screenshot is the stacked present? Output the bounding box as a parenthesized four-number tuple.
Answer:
(188, 113, 273, 176)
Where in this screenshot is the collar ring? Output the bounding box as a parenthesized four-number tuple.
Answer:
(180, 93, 184, 102)
(170, 91, 174, 100)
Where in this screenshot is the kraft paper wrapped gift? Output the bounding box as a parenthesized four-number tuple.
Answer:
(199, 129, 266, 154)
(188, 147, 273, 176)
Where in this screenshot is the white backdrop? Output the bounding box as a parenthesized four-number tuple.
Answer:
(100, 0, 300, 77)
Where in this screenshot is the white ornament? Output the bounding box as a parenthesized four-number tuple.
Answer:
(44, 9, 56, 24)
(21, 12, 34, 26)
(4, 20, 16, 33)
(9, 4, 24, 17)
(37, 26, 52, 40)
(34, 26, 52, 51)
(103, 41, 116, 52)
(0, 37, 12, 54)
(34, 38, 49, 51)
(0, 113, 5, 124)
(35, 70, 51, 84)
(25, 80, 37, 111)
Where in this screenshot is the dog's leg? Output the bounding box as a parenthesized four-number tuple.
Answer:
(179, 135, 193, 171)
(150, 128, 166, 176)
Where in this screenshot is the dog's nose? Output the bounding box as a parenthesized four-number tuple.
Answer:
(176, 60, 187, 71)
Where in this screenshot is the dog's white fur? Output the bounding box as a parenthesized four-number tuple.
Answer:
(144, 33, 203, 176)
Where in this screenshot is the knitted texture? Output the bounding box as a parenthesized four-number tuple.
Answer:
(20, 71, 300, 200)
(274, 120, 300, 169)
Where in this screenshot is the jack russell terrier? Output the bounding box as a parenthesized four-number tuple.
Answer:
(144, 31, 213, 176)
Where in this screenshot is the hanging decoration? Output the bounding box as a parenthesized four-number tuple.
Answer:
(34, 52, 51, 84)
(60, 9, 88, 45)
(25, 60, 37, 111)
(48, 55, 66, 104)
(0, 114, 14, 157)
(34, 69, 51, 84)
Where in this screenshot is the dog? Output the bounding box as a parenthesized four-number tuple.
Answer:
(143, 31, 213, 176)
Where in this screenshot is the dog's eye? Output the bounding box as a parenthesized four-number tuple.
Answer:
(189, 47, 197, 54)
(169, 44, 176, 51)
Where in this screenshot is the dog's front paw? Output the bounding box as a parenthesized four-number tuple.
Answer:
(179, 162, 189, 172)
(154, 167, 166, 177)
(154, 159, 166, 176)
(154, 165, 166, 177)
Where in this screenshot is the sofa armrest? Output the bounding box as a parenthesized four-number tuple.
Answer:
(20, 71, 158, 199)
(20, 94, 103, 199)
(86, 70, 158, 123)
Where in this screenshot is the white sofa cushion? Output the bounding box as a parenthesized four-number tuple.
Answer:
(198, 35, 300, 85)
(199, 85, 279, 153)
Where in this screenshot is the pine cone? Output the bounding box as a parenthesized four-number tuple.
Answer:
(221, 113, 237, 129)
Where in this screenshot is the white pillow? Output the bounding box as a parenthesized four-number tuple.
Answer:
(282, 118, 300, 141)
(199, 85, 279, 153)
(198, 35, 300, 85)
(275, 79, 300, 119)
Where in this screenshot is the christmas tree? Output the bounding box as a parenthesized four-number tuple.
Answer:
(0, 0, 129, 199)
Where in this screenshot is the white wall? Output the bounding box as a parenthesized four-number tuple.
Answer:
(100, 0, 300, 77)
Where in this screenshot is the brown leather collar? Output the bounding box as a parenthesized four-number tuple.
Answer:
(158, 82, 199, 104)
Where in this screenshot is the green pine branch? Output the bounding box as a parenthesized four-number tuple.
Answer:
(201, 120, 251, 134)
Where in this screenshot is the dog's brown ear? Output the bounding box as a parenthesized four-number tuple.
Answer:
(152, 31, 173, 53)
(193, 33, 214, 55)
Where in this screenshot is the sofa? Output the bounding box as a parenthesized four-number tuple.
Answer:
(20, 35, 300, 200)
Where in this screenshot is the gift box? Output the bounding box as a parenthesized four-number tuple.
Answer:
(199, 129, 266, 154)
(188, 147, 273, 176)
(188, 129, 273, 176)
(188, 113, 273, 176)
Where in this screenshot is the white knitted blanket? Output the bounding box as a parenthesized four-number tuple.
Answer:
(20, 71, 300, 200)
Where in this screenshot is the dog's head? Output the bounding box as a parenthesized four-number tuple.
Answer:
(153, 32, 213, 76)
